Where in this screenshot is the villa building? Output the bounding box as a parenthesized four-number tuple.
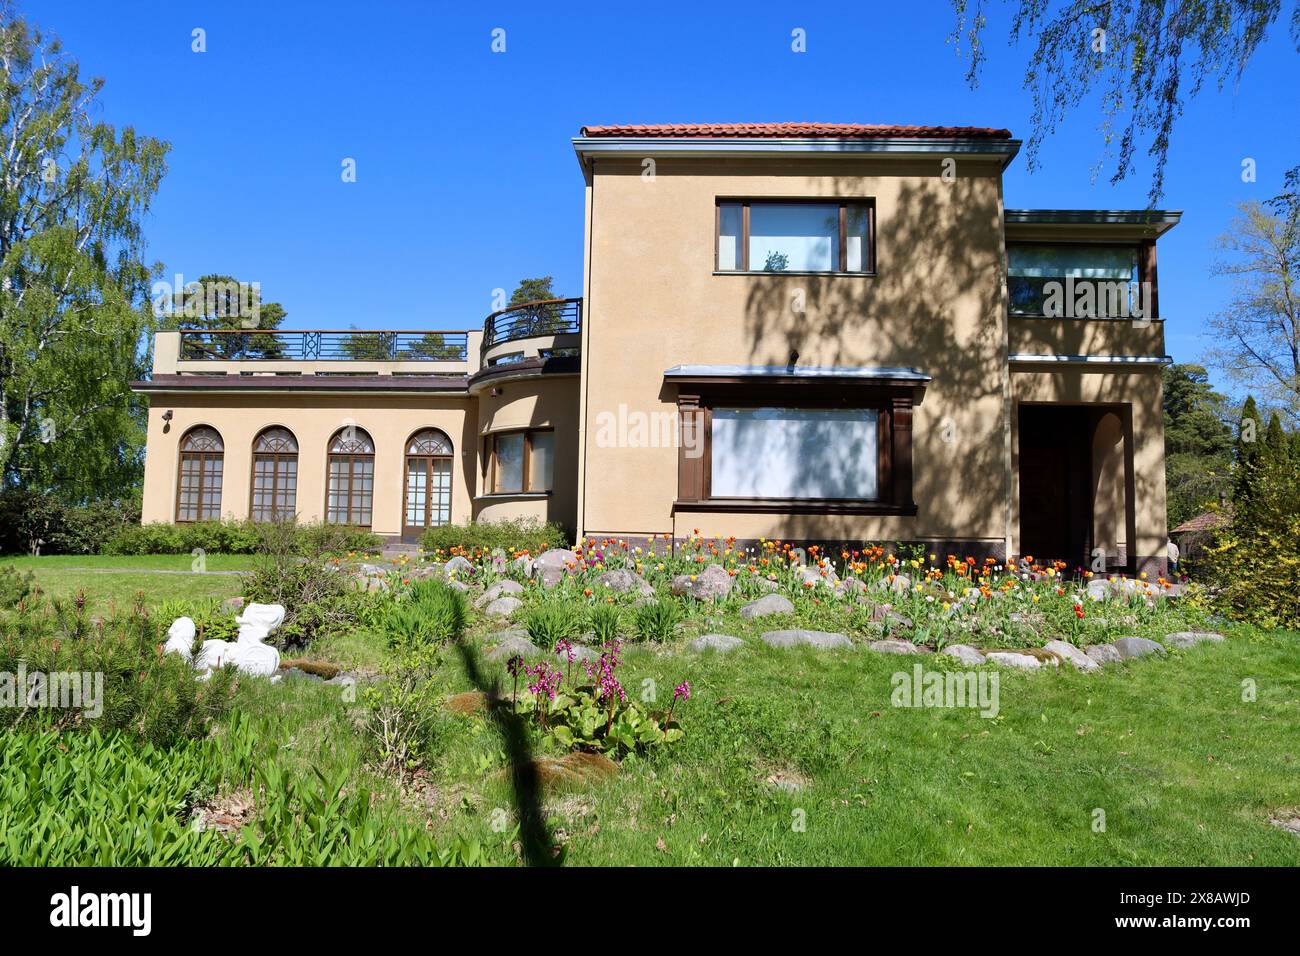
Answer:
(134, 123, 1178, 574)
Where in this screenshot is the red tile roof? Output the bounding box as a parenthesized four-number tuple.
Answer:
(1171, 510, 1231, 535)
(579, 123, 1013, 139)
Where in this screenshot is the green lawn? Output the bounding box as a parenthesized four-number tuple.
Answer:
(3, 553, 256, 607)
(12, 553, 1298, 866)
(292, 619, 1300, 866)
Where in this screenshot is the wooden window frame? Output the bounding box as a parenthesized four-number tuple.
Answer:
(673, 383, 916, 516)
(487, 428, 554, 495)
(403, 429, 454, 533)
(325, 428, 375, 528)
(1005, 240, 1156, 319)
(249, 428, 299, 523)
(175, 427, 224, 523)
(715, 198, 876, 275)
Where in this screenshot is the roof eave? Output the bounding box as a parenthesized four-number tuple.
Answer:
(573, 136, 1022, 170)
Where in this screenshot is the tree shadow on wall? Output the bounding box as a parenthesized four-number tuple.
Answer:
(737, 172, 1011, 543)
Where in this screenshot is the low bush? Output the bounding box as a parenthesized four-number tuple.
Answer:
(0, 564, 37, 608)
(633, 598, 682, 643)
(155, 597, 240, 643)
(587, 602, 622, 644)
(0, 595, 236, 746)
(421, 517, 568, 557)
(0, 489, 141, 556)
(378, 579, 467, 649)
(102, 519, 380, 557)
(242, 559, 372, 649)
(360, 645, 456, 780)
(524, 597, 582, 648)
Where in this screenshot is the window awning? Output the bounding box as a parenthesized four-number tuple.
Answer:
(663, 364, 930, 388)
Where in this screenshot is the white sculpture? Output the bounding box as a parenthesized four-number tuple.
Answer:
(164, 617, 197, 660)
(166, 603, 285, 679)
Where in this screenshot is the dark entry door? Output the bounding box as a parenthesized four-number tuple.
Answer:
(1018, 405, 1093, 568)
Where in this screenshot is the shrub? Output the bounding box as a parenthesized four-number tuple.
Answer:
(242, 559, 370, 649)
(360, 645, 454, 780)
(155, 597, 240, 643)
(587, 602, 622, 644)
(379, 579, 467, 649)
(421, 517, 568, 556)
(524, 597, 582, 648)
(102, 519, 380, 557)
(0, 489, 140, 556)
(0, 564, 37, 608)
(633, 598, 682, 643)
(0, 595, 236, 746)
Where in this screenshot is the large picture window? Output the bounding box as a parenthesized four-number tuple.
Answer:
(488, 429, 554, 494)
(250, 427, 298, 522)
(670, 371, 923, 516)
(326, 427, 375, 526)
(717, 200, 874, 274)
(1007, 243, 1140, 317)
(711, 407, 879, 500)
(177, 426, 224, 522)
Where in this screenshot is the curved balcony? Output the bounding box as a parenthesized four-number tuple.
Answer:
(481, 298, 582, 367)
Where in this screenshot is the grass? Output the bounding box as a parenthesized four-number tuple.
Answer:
(3, 553, 256, 607)
(15, 551, 1300, 866)
(242, 607, 1300, 866)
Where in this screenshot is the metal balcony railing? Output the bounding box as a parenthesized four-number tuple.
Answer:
(481, 298, 582, 352)
(177, 329, 471, 362)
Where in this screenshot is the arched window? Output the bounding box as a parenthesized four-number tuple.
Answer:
(177, 426, 224, 522)
(250, 427, 299, 522)
(326, 426, 375, 526)
(403, 428, 453, 537)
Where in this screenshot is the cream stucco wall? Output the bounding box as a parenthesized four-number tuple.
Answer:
(140, 393, 479, 536)
(472, 374, 581, 532)
(578, 156, 1013, 548)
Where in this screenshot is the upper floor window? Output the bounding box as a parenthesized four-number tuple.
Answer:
(177, 426, 223, 522)
(717, 200, 874, 274)
(1007, 243, 1142, 318)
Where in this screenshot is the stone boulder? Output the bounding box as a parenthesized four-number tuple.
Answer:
(483, 596, 523, 619)
(795, 564, 838, 589)
(532, 548, 578, 589)
(595, 568, 655, 597)
(1042, 639, 1100, 672)
(1113, 636, 1167, 659)
(868, 639, 931, 655)
(941, 644, 987, 665)
(474, 579, 525, 609)
(443, 555, 474, 577)
(835, 577, 869, 601)
(739, 593, 795, 619)
(1084, 643, 1123, 665)
(985, 651, 1044, 671)
(675, 564, 733, 601)
(688, 634, 745, 654)
(1164, 631, 1225, 649)
(484, 630, 540, 662)
(760, 629, 852, 650)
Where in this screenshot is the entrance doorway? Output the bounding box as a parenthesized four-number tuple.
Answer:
(1018, 405, 1096, 569)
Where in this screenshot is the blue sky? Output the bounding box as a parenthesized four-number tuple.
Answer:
(27, 0, 1300, 398)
